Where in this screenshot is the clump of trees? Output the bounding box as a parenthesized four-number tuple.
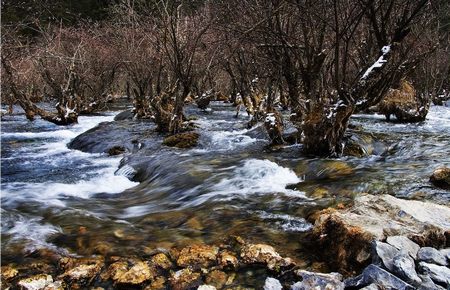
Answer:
(2, 0, 449, 156)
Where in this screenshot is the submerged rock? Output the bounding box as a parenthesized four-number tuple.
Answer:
(162, 132, 199, 148)
(417, 247, 448, 266)
(344, 264, 414, 290)
(430, 167, 450, 189)
(176, 244, 219, 269)
(218, 250, 239, 269)
(240, 243, 293, 271)
(205, 270, 228, 288)
(292, 270, 344, 290)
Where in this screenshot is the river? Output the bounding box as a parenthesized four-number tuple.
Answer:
(1, 102, 449, 266)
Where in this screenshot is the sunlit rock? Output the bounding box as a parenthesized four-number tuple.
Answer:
(18, 274, 54, 290)
(218, 250, 239, 269)
(240, 243, 293, 271)
(151, 253, 173, 270)
(205, 270, 227, 288)
(106, 259, 154, 285)
(312, 194, 450, 273)
(292, 270, 344, 290)
(169, 268, 201, 290)
(176, 244, 219, 269)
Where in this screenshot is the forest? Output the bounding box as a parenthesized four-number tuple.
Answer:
(1, 0, 450, 289)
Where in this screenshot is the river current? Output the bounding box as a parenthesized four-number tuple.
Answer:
(1, 102, 449, 265)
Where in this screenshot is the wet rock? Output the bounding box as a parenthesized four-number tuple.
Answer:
(263, 277, 282, 290)
(312, 194, 450, 273)
(145, 276, 166, 290)
(59, 261, 102, 284)
(151, 253, 173, 270)
(18, 274, 54, 290)
(372, 241, 399, 271)
(429, 167, 450, 189)
(344, 264, 414, 290)
(292, 270, 344, 290)
(176, 244, 219, 269)
(114, 109, 134, 121)
(108, 145, 126, 156)
(440, 248, 450, 262)
(1, 265, 18, 280)
(106, 259, 154, 285)
(392, 251, 422, 285)
(417, 247, 448, 266)
(205, 270, 227, 288)
(162, 132, 199, 148)
(386, 235, 420, 259)
(218, 250, 239, 269)
(419, 262, 450, 286)
(169, 268, 201, 290)
(240, 243, 293, 271)
(198, 285, 217, 290)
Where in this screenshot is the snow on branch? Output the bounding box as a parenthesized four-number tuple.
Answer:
(360, 45, 391, 81)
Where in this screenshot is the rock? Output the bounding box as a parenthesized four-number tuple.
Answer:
(312, 194, 450, 273)
(419, 262, 450, 286)
(205, 270, 227, 288)
(145, 276, 166, 290)
(377, 80, 429, 122)
(59, 262, 102, 283)
(240, 243, 293, 271)
(263, 277, 282, 290)
(386, 236, 420, 259)
(169, 268, 201, 290)
(264, 110, 284, 145)
(344, 264, 414, 290)
(292, 270, 344, 290)
(218, 250, 239, 269)
(107, 259, 154, 285)
(198, 285, 217, 290)
(42, 280, 64, 290)
(359, 284, 381, 290)
(417, 247, 448, 266)
(114, 109, 135, 121)
(417, 274, 446, 290)
(18, 274, 54, 290)
(440, 248, 450, 262)
(372, 241, 399, 271)
(176, 244, 219, 269)
(429, 167, 450, 189)
(162, 132, 199, 148)
(1, 265, 18, 280)
(108, 145, 126, 156)
(392, 251, 422, 285)
(151, 253, 173, 270)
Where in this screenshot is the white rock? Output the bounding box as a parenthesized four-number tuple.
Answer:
(264, 277, 283, 290)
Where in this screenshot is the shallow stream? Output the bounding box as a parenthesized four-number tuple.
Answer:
(1, 102, 449, 267)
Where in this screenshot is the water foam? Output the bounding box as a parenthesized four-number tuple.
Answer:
(184, 159, 305, 206)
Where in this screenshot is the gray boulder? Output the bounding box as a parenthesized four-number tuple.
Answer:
(373, 241, 400, 271)
(418, 247, 448, 266)
(417, 274, 446, 290)
(419, 262, 450, 286)
(387, 236, 420, 259)
(345, 264, 415, 290)
(392, 251, 422, 285)
(292, 270, 344, 290)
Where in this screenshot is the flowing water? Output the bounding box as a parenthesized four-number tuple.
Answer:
(1, 102, 449, 267)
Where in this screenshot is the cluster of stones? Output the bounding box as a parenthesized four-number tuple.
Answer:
(0, 237, 302, 290)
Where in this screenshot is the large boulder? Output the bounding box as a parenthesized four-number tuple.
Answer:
(344, 264, 415, 290)
(377, 80, 429, 122)
(312, 194, 450, 273)
(292, 270, 345, 290)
